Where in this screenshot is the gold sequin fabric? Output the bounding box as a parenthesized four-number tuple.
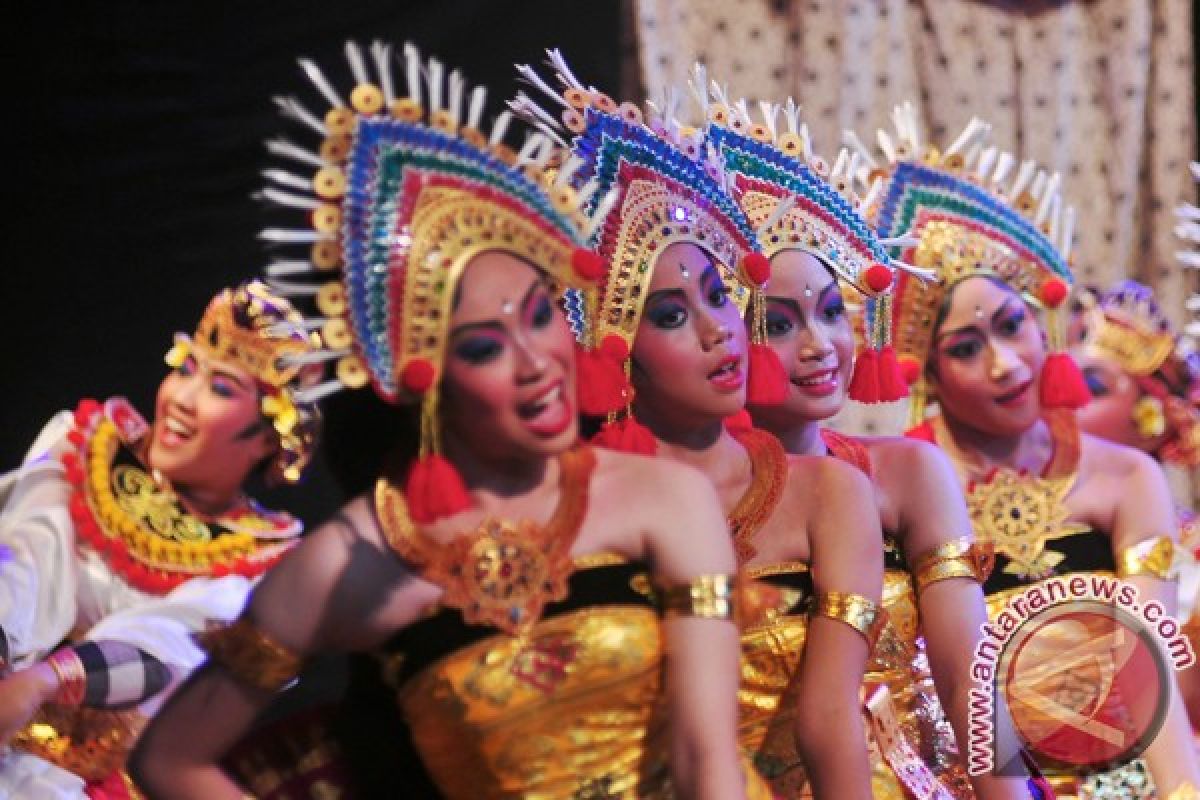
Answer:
(12, 705, 146, 783)
(737, 565, 963, 798)
(395, 605, 673, 799)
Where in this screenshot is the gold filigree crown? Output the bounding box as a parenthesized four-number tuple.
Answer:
(261, 42, 604, 405)
(191, 282, 319, 390)
(1083, 283, 1177, 377)
(167, 281, 322, 484)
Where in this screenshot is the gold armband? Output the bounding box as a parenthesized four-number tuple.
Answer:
(1117, 536, 1178, 580)
(813, 591, 886, 647)
(201, 617, 302, 693)
(658, 574, 735, 620)
(911, 536, 995, 594)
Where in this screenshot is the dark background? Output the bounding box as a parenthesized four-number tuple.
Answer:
(6, 1, 622, 526)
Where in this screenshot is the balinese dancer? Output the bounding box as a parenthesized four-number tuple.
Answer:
(510, 53, 911, 799)
(131, 42, 764, 800)
(857, 105, 1200, 798)
(700, 77, 1035, 800)
(0, 280, 320, 798)
(1073, 282, 1200, 606)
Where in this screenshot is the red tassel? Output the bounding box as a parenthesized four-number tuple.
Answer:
(591, 416, 657, 455)
(747, 343, 788, 405)
(876, 346, 909, 402)
(574, 337, 632, 416)
(724, 409, 754, 435)
(1038, 352, 1091, 410)
(848, 348, 881, 402)
(405, 453, 472, 524)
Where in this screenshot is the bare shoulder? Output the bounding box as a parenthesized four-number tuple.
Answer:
(785, 451, 874, 503)
(591, 447, 717, 510)
(1080, 432, 1158, 479)
(863, 435, 956, 485)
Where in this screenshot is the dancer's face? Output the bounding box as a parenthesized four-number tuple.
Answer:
(1073, 349, 1160, 452)
(149, 351, 274, 499)
(441, 251, 578, 461)
(631, 241, 748, 423)
(929, 276, 1044, 437)
(750, 250, 854, 428)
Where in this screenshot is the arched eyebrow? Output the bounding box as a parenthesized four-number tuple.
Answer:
(448, 275, 544, 338)
(763, 277, 839, 317)
(210, 367, 250, 391)
(935, 297, 1016, 343)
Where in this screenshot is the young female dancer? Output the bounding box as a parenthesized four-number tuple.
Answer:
(862, 107, 1200, 799)
(131, 42, 762, 800)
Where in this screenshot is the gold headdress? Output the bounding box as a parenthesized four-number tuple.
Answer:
(1082, 280, 1200, 466)
(847, 104, 1087, 426)
(165, 280, 322, 484)
(697, 67, 934, 403)
(259, 42, 607, 520)
(510, 50, 777, 451)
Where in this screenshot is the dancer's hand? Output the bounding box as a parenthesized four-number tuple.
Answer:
(0, 664, 57, 746)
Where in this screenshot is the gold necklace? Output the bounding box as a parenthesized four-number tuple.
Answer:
(727, 429, 788, 564)
(375, 446, 596, 634)
(934, 411, 1087, 580)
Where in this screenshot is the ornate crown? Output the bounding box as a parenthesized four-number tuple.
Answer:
(846, 104, 1081, 419)
(510, 50, 758, 350)
(260, 42, 606, 406)
(165, 280, 322, 483)
(1083, 281, 1178, 377)
(697, 68, 939, 402)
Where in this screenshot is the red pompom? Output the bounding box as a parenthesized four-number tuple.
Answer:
(741, 252, 771, 286)
(724, 409, 754, 435)
(747, 343, 788, 405)
(575, 341, 633, 416)
(597, 334, 629, 361)
(1038, 278, 1069, 310)
(876, 346, 909, 402)
(405, 453, 472, 524)
(863, 263, 894, 294)
(591, 416, 657, 455)
(571, 248, 607, 282)
(898, 354, 923, 386)
(401, 358, 437, 394)
(848, 348, 881, 403)
(1038, 352, 1091, 410)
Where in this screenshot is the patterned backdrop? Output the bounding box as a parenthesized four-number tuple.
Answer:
(631, 0, 1197, 442)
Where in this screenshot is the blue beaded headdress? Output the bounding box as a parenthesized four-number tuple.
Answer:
(510, 50, 759, 351)
(846, 104, 1081, 421)
(696, 68, 934, 402)
(259, 42, 605, 406)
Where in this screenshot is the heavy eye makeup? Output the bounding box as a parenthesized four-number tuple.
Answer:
(996, 307, 1026, 336)
(210, 369, 247, 399)
(526, 289, 554, 329)
(942, 334, 983, 361)
(764, 302, 796, 337)
(701, 265, 731, 307)
(1082, 366, 1111, 397)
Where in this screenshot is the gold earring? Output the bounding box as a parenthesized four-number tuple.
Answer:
(1132, 395, 1166, 438)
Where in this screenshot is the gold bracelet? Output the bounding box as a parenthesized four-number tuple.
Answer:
(911, 536, 995, 594)
(45, 648, 87, 707)
(813, 591, 886, 648)
(658, 574, 735, 620)
(201, 617, 302, 693)
(1117, 535, 1178, 580)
